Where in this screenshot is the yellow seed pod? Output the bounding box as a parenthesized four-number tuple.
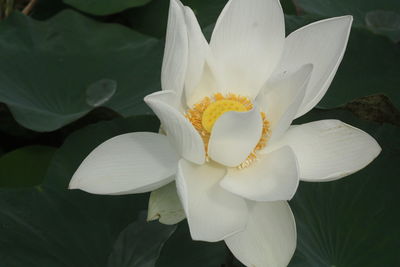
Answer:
(201, 100, 247, 132)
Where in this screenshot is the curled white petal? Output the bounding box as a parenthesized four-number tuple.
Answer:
(258, 64, 313, 143)
(145, 90, 205, 164)
(275, 16, 353, 117)
(208, 107, 263, 167)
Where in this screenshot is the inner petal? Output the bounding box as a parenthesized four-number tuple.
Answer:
(185, 93, 270, 168)
(208, 107, 263, 167)
(202, 99, 247, 132)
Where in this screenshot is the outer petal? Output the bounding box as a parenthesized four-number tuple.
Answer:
(258, 64, 313, 143)
(225, 201, 296, 267)
(145, 90, 205, 164)
(69, 132, 178, 195)
(183, 6, 209, 105)
(147, 181, 185, 225)
(161, 0, 188, 101)
(269, 120, 382, 181)
(220, 146, 299, 201)
(176, 159, 248, 242)
(210, 0, 285, 98)
(275, 16, 353, 118)
(208, 107, 263, 167)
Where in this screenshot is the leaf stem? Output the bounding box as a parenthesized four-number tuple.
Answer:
(22, 0, 37, 15)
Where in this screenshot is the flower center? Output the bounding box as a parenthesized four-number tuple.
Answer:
(202, 99, 247, 132)
(185, 93, 270, 168)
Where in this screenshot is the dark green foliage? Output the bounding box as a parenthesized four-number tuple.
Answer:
(0, 10, 163, 131)
(64, 0, 152, 16)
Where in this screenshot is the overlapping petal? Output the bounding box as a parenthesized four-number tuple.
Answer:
(274, 16, 353, 118)
(69, 132, 178, 194)
(208, 107, 263, 167)
(225, 201, 296, 267)
(161, 0, 188, 103)
(220, 146, 299, 201)
(210, 0, 285, 98)
(270, 120, 381, 181)
(185, 63, 219, 107)
(176, 159, 248, 242)
(183, 6, 209, 105)
(258, 64, 313, 143)
(145, 90, 205, 164)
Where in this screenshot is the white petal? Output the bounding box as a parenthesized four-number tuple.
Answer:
(161, 0, 188, 101)
(183, 6, 209, 105)
(220, 146, 299, 201)
(208, 107, 263, 167)
(147, 181, 186, 225)
(225, 201, 296, 267)
(258, 64, 313, 143)
(185, 62, 219, 107)
(145, 90, 205, 164)
(273, 120, 381, 181)
(210, 0, 285, 98)
(275, 16, 353, 118)
(176, 159, 248, 242)
(69, 132, 178, 195)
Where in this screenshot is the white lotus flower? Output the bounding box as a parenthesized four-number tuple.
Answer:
(69, 0, 381, 266)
